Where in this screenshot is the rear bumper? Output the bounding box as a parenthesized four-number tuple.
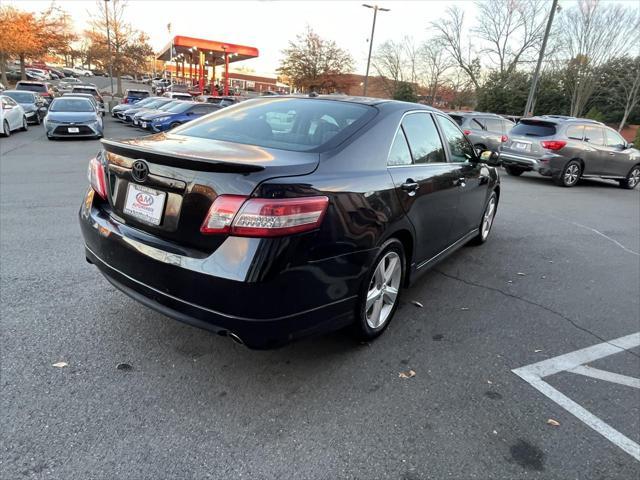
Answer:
(500, 152, 554, 176)
(79, 190, 372, 348)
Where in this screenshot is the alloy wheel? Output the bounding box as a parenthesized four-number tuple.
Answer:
(481, 196, 496, 240)
(564, 164, 580, 186)
(365, 251, 402, 329)
(628, 168, 640, 188)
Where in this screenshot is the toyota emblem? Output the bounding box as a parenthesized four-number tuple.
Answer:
(131, 160, 149, 183)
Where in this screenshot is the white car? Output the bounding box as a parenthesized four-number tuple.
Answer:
(72, 66, 94, 77)
(0, 95, 28, 136)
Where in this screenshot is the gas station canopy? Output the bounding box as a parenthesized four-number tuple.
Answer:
(157, 36, 259, 64)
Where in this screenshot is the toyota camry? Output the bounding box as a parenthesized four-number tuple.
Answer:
(80, 96, 501, 349)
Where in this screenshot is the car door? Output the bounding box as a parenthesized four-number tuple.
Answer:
(386, 112, 461, 264)
(582, 125, 607, 174)
(435, 113, 489, 241)
(603, 128, 633, 177)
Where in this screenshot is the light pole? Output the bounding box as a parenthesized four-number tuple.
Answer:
(523, 0, 559, 117)
(104, 0, 114, 96)
(362, 3, 389, 97)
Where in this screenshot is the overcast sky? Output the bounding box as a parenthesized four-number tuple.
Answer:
(8, 0, 639, 75)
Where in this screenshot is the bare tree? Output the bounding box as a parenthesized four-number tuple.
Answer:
(372, 39, 407, 96)
(430, 7, 480, 89)
(559, 0, 640, 116)
(473, 0, 549, 77)
(607, 57, 640, 131)
(420, 39, 454, 105)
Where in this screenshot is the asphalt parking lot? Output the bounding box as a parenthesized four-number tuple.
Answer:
(1, 112, 639, 479)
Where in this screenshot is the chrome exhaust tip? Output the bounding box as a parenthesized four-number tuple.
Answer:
(227, 332, 244, 345)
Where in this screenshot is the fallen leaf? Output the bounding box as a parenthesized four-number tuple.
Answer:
(541, 275, 546, 279)
(534, 349, 543, 353)
(493, 430, 498, 435)
(116, 363, 133, 371)
(547, 418, 560, 427)
(411, 301, 424, 308)
(460, 307, 469, 311)
(548, 260, 554, 264)
(507, 280, 513, 284)
(487, 380, 493, 384)
(52, 361, 68, 368)
(517, 272, 526, 276)
(399, 370, 416, 379)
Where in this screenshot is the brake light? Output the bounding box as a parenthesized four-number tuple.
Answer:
(463, 130, 471, 135)
(87, 156, 107, 200)
(501, 135, 508, 142)
(122, 98, 128, 104)
(200, 195, 329, 237)
(541, 140, 566, 151)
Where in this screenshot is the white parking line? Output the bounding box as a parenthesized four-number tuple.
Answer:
(513, 332, 640, 461)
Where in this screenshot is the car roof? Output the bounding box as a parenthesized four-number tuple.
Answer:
(447, 111, 504, 118)
(525, 115, 605, 126)
(16, 80, 47, 86)
(3, 90, 36, 96)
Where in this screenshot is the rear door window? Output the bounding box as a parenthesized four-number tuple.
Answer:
(449, 115, 463, 126)
(387, 130, 412, 166)
(584, 126, 604, 146)
(566, 125, 585, 140)
(472, 118, 487, 130)
(436, 115, 476, 163)
(401, 113, 446, 164)
(510, 120, 557, 137)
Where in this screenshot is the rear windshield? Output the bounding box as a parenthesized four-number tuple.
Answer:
(50, 98, 94, 112)
(165, 102, 194, 113)
(16, 83, 46, 92)
(4, 92, 35, 103)
(449, 115, 464, 126)
(510, 120, 557, 137)
(127, 90, 150, 97)
(174, 98, 375, 152)
(73, 87, 98, 95)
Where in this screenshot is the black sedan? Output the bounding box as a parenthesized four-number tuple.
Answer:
(80, 96, 500, 349)
(2, 90, 47, 124)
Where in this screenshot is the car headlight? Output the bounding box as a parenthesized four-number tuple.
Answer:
(153, 116, 171, 122)
(46, 118, 61, 124)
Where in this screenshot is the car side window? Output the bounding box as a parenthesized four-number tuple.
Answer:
(401, 113, 445, 164)
(387, 129, 413, 166)
(437, 115, 476, 163)
(584, 126, 604, 146)
(605, 129, 626, 148)
(566, 125, 584, 140)
(472, 118, 486, 130)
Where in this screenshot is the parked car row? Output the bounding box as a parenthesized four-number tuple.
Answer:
(451, 110, 640, 190)
(112, 95, 222, 132)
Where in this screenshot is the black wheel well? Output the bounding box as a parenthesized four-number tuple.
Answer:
(493, 185, 500, 203)
(569, 158, 585, 172)
(387, 229, 413, 286)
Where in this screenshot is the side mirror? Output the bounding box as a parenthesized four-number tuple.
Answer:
(480, 150, 501, 166)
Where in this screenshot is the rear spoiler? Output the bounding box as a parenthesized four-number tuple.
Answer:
(101, 139, 265, 174)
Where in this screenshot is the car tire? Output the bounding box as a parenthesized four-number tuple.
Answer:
(554, 160, 582, 187)
(169, 122, 181, 129)
(353, 239, 405, 341)
(619, 165, 640, 190)
(21, 116, 28, 131)
(504, 166, 524, 176)
(2, 120, 10, 137)
(470, 191, 498, 245)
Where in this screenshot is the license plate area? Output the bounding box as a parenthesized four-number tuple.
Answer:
(512, 141, 531, 152)
(68, 127, 79, 133)
(123, 183, 166, 226)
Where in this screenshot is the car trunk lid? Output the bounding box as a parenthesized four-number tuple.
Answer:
(502, 119, 558, 157)
(101, 133, 319, 253)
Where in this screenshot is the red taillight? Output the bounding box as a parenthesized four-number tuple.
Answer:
(87, 156, 107, 200)
(200, 195, 329, 237)
(463, 129, 471, 135)
(501, 135, 508, 143)
(541, 140, 566, 151)
(122, 98, 128, 104)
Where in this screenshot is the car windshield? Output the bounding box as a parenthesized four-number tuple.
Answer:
(17, 83, 46, 92)
(175, 98, 374, 152)
(4, 92, 35, 103)
(165, 102, 193, 114)
(134, 97, 157, 107)
(49, 98, 94, 112)
(157, 101, 182, 112)
(143, 99, 170, 109)
(510, 120, 557, 137)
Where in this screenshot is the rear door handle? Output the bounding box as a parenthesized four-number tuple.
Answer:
(401, 180, 419, 196)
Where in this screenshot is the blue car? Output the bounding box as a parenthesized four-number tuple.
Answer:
(122, 89, 150, 105)
(139, 102, 220, 132)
